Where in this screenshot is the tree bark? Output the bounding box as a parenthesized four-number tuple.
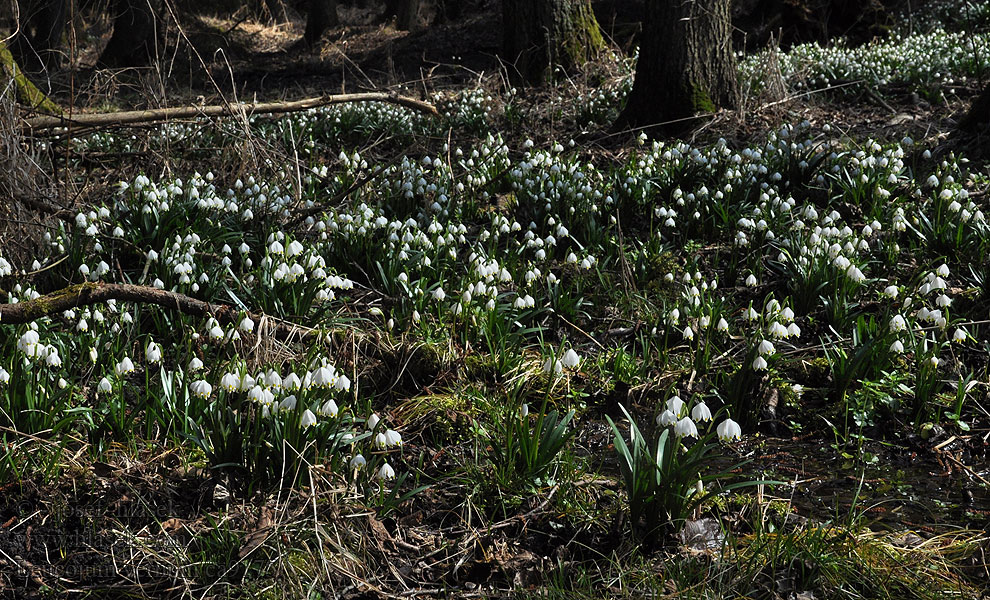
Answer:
(384, 0, 423, 31)
(959, 84, 990, 131)
(303, 0, 339, 46)
(97, 0, 162, 68)
(502, 0, 604, 86)
(10, 0, 68, 74)
(615, 0, 738, 134)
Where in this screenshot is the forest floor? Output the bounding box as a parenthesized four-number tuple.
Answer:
(1, 1, 989, 599)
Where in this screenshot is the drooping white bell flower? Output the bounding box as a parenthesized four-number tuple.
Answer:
(717, 418, 742, 441)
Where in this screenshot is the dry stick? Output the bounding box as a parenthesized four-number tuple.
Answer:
(0, 281, 321, 341)
(21, 93, 439, 133)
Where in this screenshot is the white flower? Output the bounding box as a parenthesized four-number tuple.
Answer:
(757, 340, 775, 355)
(377, 462, 396, 480)
(220, 373, 240, 392)
(890, 339, 904, 353)
(889, 315, 907, 332)
(543, 358, 563, 375)
(666, 396, 685, 415)
(561, 349, 580, 368)
(279, 395, 297, 411)
(115, 357, 135, 376)
(145, 340, 163, 364)
(883, 285, 898, 299)
(300, 409, 317, 428)
(683, 326, 695, 341)
(350, 454, 367, 469)
(312, 366, 336, 388)
(691, 401, 712, 422)
(319, 399, 339, 417)
(927, 356, 939, 368)
(717, 418, 742, 441)
(189, 380, 212, 399)
(284, 372, 301, 391)
(334, 374, 351, 391)
(188, 357, 204, 371)
(384, 429, 402, 447)
(367, 413, 381, 430)
(952, 328, 967, 343)
(432, 287, 446, 301)
(674, 416, 698, 438)
(752, 356, 768, 371)
(716, 318, 729, 333)
(98, 376, 112, 393)
(745, 274, 758, 287)
(657, 409, 677, 426)
(0, 368, 9, 385)
(239, 316, 255, 333)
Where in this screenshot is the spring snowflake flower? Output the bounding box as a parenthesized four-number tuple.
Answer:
(691, 401, 712, 422)
(334, 374, 351, 391)
(752, 356, 768, 371)
(377, 462, 396, 480)
(279, 395, 297, 411)
(432, 287, 446, 301)
(284, 372, 301, 391)
(717, 418, 742, 441)
(145, 340, 163, 364)
(188, 357, 204, 371)
(189, 380, 212, 399)
(115, 356, 135, 376)
(674, 416, 698, 438)
(927, 356, 939, 368)
(883, 285, 898, 299)
(543, 357, 563, 375)
(300, 409, 317, 428)
(220, 373, 240, 392)
(657, 409, 677, 426)
(350, 454, 367, 469)
(757, 340, 775, 355)
(319, 399, 339, 417)
(952, 328, 967, 343)
(561, 349, 580, 369)
(98, 377, 112, 393)
(889, 315, 907, 332)
(239, 316, 255, 333)
(716, 318, 729, 333)
(683, 326, 695, 341)
(0, 368, 9, 385)
(890, 340, 904, 353)
(367, 413, 381, 431)
(667, 396, 685, 416)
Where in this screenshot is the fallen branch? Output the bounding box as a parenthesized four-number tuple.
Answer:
(0, 282, 320, 341)
(21, 92, 439, 132)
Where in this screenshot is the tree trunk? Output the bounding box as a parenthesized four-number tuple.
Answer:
(10, 0, 68, 74)
(97, 0, 162, 68)
(303, 0, 339, 46)
(502, 0, 604, 86)
(384, 0, 424, 31)
(959, 84, 990, 131)
(615, 0, 738, 134)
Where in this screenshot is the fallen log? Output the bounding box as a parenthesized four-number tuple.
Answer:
(0, 282, 320, 341)
(21, 92, 439, 133)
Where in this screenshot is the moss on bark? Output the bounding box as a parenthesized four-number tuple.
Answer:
(0, 40, 61, 115)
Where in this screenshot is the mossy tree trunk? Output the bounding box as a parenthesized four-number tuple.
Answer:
(97, 0, 162, 68)
(303, 0, 339, 46)
(502, 0, 605, 86)
(0, 39, 61, 114)
(615, 0, 738, 134)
